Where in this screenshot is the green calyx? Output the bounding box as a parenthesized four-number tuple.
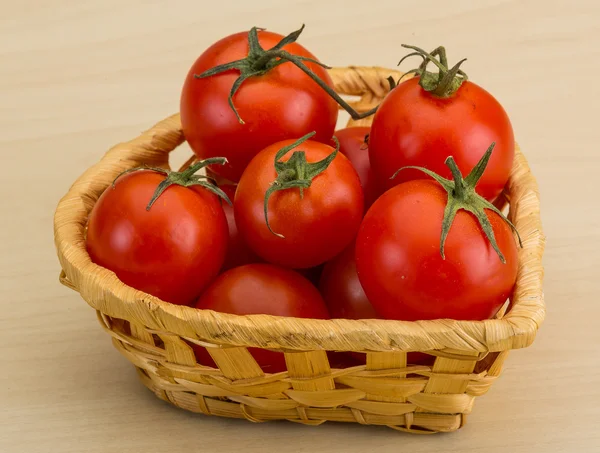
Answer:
(394, 44, 468, 98)
(392, 143, 522, 263)
(112, 157, 232, 211)
(194, 25, 376, 123)
(264, 131, 339, 238)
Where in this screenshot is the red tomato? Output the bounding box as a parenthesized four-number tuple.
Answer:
(180, 28, 338, 182)
(319, 242, 378, 366)
(327, 351, 362, 368)
(333, 127, 381, 210)
(369, 77, 514, 201)
(193, 264, 330, 372)
(355, 179, 518, 321)
(86, 170, 228, 305)
(319, 243, 379, 320)
(319, 244, 432, 365)
(234, 137, 364, 269)
(409, 353, 435, 366)
(220, 184, 260, 271)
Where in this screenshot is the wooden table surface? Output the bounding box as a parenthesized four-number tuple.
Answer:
(2, 0, 599, 452)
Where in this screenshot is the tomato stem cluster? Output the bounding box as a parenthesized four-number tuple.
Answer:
(392, 143, 522, 263)
(394, 45, 469, 98)
(112, 158, 232, 211)
(264, 131, 340, 238)
(194, 25, 377, 123)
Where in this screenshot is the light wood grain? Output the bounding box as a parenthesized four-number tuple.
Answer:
(1, 0, 599, 451)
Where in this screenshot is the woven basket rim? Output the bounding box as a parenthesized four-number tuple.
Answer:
(53, 66, 546, 354)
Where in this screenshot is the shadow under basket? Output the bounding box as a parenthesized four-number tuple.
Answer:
(53, 66, 545, 434)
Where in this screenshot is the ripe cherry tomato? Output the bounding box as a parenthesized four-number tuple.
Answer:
(234, 135, 364, 269)
(333, 127, 382, 210)
(319, 244, 432, 365)
(369, 47, 513, 201)
(355, 179, 518, 321)
(193, 264, 330, 372)
(327, 351, 362, 368)
(86, 169, 228, 305)
(220, 184, 260, 271)
(180, 27, 338, 182)
(319, 243, 379, 320)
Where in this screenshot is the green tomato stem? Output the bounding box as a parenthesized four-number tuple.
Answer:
(194, 25, 376, 123)
(263, 132, 340, 237)
(111, 158, 232, 211)
(391, 142, 522, 263)
(394, 44, 469, 98)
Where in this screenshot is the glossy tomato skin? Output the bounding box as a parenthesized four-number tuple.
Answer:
(193, 264, 330, 372)
(220, 184, 260, 271)
(355, 180, 518, 321)
(86, 171, 228, 306)
(180, 30, 338, 182)
(319, 243, 379, 320)
(319, 244, 432, 365)
(369, 78, 514, 201)
(319, 242, 378, 366)
(334, 127, 382, 210)
(234, 139, 364, 269)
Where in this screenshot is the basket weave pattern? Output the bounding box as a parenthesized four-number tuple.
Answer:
(54, 67, 545, 433)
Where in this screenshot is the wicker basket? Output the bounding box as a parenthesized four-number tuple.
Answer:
(54, 66, 545, 434)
